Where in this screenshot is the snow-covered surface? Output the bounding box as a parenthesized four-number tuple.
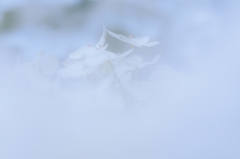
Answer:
(0, 0, 240, 159)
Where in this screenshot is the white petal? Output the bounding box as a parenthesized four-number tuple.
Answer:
(118, 34, 132, 42)
(69, 46, 96, 59)
(119, 36, 141, 47)
(83, 53, 109, 67)
(57, 63, 94, 78)
(83, 44, 108, 58)
(142, 41, 159, 47)
(96, 26, 106, 48)
(107, 30, 121, 40)
(104, 49, 133, 61)
(137, 37, 149, 44)
(107, 30, 142, 47)
(98, 43, 108, 52)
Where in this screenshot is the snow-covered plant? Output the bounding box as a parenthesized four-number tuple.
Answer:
(57, 27, 160, 109)
(14, 26, 159, 110)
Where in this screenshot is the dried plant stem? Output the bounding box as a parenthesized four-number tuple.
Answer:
(107, 60, 129, 102)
